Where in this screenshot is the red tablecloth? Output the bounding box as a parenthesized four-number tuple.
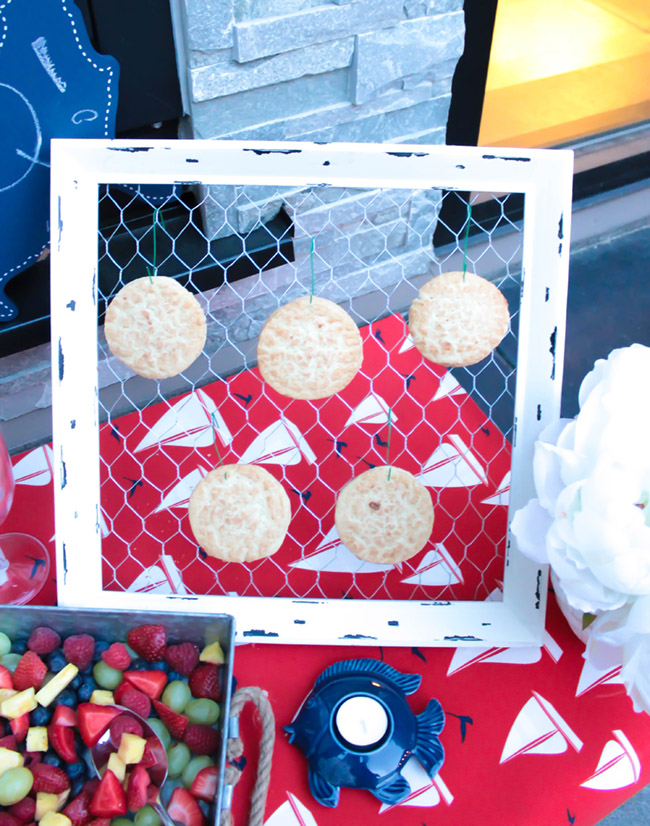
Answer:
(4, 313, 650, 825)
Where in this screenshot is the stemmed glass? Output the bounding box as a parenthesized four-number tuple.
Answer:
(0, 429, 50, 604)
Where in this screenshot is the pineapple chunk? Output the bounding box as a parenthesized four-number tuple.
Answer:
(106, 752, 126, 782)
(199, 641, 225, 664)
(0, 746, 24, 776)
(26, 726, 49, 752)
(117, 732, 146, 765)
(35, 664, 79, 707)
(56, 790, 70, 811)
(0, 689, 17, 703)
(40, 814, 72, 826)
(1, 687, 37, 719)
(90, 690, 115, 706)
(36, 792, 60, 820)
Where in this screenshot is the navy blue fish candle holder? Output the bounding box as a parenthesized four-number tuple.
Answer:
(285, 658, 445, 808)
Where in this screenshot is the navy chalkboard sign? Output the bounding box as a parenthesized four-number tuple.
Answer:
(0, 0, 119, 320)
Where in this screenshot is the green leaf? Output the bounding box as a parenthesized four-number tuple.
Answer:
(582, 612, 597, 630)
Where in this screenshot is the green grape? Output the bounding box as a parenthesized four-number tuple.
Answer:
(111, 818, 134, 826)
(0, 767, 34, 805)
(185, 698, 220, 726)
(146, 718, 171, 750)
(93, 660, 123, 690)
(134, 806, 161, 826)
(0, 633, 11, 657)
(182, 756, 214, 789)
(0, 653, 21, 673)
(167, 742, 191, 778)
(161, 680, 191, 713)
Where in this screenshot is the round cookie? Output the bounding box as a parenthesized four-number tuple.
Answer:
(257, 295, 363, 400)
(409, 271, 509, 367)
(104, 275, 207, 379)
(335, 466, 434, 565)
(188, 464, 291, 563)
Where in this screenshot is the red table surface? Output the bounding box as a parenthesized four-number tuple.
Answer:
(4, 314, 650, 826)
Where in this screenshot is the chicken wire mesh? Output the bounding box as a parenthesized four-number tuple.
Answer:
(92, 180, 522, 604)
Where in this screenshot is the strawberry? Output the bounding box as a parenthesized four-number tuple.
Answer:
(52, 705, 77, 727)
(0, 735, 18, 750)
(8, 798, 36, 823)
(9, 714, 29, 743)
(167, 787, 206, 826)
(63, 634, 95, 670)
(122, 670, 167, 700)
(101, 643, 130, 671)
(12, 652, 47, 691)
(90, 770, 126, 818)
(152, 700, 189, 741)
(22, 751, 42, 769)
(27, 626, 61, 656)
(188, 664, 221, 702)
(127, 624, 166, 663)
(189, 766, 218, 802)
(48, 723, 78, 762)
(77, 703, 121, 747)
(113, 682, 151, 719)
(31, 762, 70, 794)
(183, 723, 219, 756)
(87, 820, 111, 826)
(141, 736, 166, 777)
(0, 664, 13, 689)
(165, 643, 199, 676)
(63, 792, 92, 826)
(126, 765, 150, 812)
(146, 785, 161, 805)
(0, 814, 22, 826)
(109, 714, 143, 749)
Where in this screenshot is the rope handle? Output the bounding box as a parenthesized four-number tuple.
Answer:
(220, 686, 276, 826)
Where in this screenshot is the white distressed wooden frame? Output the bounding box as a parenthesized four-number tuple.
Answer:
(50, 139, 573, 646)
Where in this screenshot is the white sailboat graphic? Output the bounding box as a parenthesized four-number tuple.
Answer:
(400, 544, 462, 587)
(134, 389, 232, 452)
(500, 691, 583, 763)
(398, 333, 415, 354)
(576, 659, 624, 698)
(481, 471, 511, 506)
(580, 730, 641, 791)
(447, 629, 563, 676)
(291, 526, 394, 574)
(432, 372, 467, 402)
(239, 418, 316, 466)
(154, 466, 210, 512)
(13, 444, 54, 486)
(344, 393, 395, 428)
(379, 759, 453, 812)
(419, 434, 488, 488)
(264, 791, 318, 826)
(126, 554, 187, 595)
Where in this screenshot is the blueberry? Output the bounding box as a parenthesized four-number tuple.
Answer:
(66, 761, 87, 781)
(44, 753, 63, 768)
(167, 671, 183, 682)
(78, 676, 97, 702)
(129, 658, 147, 671)
(149, 661, 169, 672)
(47, 649, 67, 673)
(93, 641, 110, 662)
(70, 777, 85, 798)
(11, 639, 27, 654)
(56, 689, 77, 707)
(30, 706, 52, 726)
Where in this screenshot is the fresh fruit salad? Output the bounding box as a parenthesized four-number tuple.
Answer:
(0, 624, 225, 826)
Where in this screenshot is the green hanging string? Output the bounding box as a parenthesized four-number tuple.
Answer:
(462, 202, 472, 281)
(386, 408, 392, 481)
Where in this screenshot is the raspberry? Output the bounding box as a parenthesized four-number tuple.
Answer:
(31, 762, 70, 794)
(165, 642, 199, 676)
(101, 642, 130, 671)
(27, 626, 61, 656)
(109, 714, 144, 749)
(63, 634, 95, 670)
(12, 652, 47, 691)
(183, 723, 219, 756)
(127, 625, 166, 663)
(188, 664, 221, 702)
(114, 682, 151, 719)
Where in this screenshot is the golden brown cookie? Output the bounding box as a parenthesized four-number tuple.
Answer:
(335, 466, 434, 565)
(188, 464, 291, 563)
(104, 276, 207, 379)
(409, 271, 509, 367)
(257, 296, 363, 400)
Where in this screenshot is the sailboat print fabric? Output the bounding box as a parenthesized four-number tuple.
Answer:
(92, 314, 511, 600)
